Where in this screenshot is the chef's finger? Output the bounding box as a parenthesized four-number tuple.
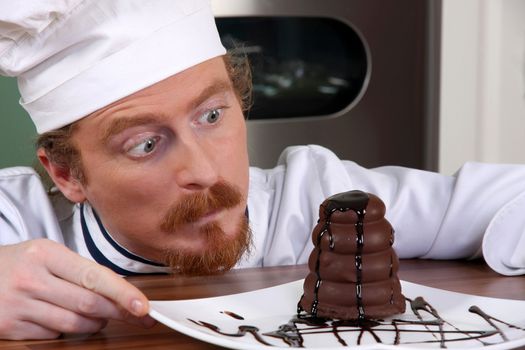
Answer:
(38, 277, 157, 327)
(0, 320, 61, 341)
(22, 272, 156, 328)
(22, 299, 108, 335)
(28, 271, 126, 320)
(44, 242, 149, 317)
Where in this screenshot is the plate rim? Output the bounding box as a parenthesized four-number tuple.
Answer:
(149, 279, 525, 350)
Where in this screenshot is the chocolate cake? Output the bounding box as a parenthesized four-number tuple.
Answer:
(298, 190, 405, 321)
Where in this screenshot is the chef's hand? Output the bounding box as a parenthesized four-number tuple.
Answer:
(0, 239, 156, 340)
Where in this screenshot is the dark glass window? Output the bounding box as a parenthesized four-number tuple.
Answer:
(216, 17, 368, 120)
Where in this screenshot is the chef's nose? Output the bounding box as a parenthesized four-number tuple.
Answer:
(172, 138, 219, 190)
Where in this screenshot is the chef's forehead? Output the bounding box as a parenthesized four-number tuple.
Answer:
(0, 0, 226, 134)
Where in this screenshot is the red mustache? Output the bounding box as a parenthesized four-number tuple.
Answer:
(160, 181, 242, 232)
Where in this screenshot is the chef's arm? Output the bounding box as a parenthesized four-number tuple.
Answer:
(0, 168, 155, 340)
(245, 145, 525, 275)
(347, 160, 525, 275)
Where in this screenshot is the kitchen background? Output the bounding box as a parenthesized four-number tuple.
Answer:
(0, 0, 524, 176)
(439, 0, 525, 174)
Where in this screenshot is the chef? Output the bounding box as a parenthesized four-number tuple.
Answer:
(1, 0, 525, 341)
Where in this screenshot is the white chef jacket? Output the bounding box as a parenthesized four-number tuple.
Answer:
(1, 145, 525, 276)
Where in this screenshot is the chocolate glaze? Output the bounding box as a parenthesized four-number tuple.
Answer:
(298, 190, 405, 321)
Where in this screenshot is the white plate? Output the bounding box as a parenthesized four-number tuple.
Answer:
(149, 280, 525, 349)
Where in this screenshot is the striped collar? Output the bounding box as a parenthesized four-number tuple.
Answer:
(80, 202, 171, 276)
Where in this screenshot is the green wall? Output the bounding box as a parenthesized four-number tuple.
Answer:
(0, 77, 38, 168)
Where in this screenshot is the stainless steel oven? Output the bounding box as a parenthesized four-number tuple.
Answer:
(212, 0, 441, 170)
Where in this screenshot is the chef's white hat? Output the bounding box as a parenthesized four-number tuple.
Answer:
(0, 0, 226, 134)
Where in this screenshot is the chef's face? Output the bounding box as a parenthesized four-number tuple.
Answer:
(63, 56, 251, 274)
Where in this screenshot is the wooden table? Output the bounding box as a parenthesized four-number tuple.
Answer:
(2, 259, 525, 349)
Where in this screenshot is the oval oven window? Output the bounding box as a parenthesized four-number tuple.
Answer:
(216, 17, 368, 120)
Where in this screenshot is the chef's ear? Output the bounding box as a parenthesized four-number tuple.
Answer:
(37, 148, 87, 203)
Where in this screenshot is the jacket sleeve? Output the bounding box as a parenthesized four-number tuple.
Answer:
(257, 145, 525, 275)
(355, 161, 525, 266)
(0, 167, 64, 245)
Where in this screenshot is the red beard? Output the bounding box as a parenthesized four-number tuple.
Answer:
(160, 181, 252, 276)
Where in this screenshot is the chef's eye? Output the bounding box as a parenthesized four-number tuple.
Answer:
(127, 136, 159, 157)
(199, 108, 222, 125)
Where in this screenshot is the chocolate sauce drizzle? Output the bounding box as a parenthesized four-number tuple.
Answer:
(190, 297, 525, 348)
(298, 190, 371, 321)
(220, 310, 245, 320)
(189, 319, 272, 346)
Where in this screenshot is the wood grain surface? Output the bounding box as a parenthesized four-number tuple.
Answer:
(1, 259, 524, 349)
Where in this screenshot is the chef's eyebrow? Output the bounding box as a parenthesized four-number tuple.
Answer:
(189, 79, 233, 111)
(101, 115, 159, 144)
(101, 79, 234, 143)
